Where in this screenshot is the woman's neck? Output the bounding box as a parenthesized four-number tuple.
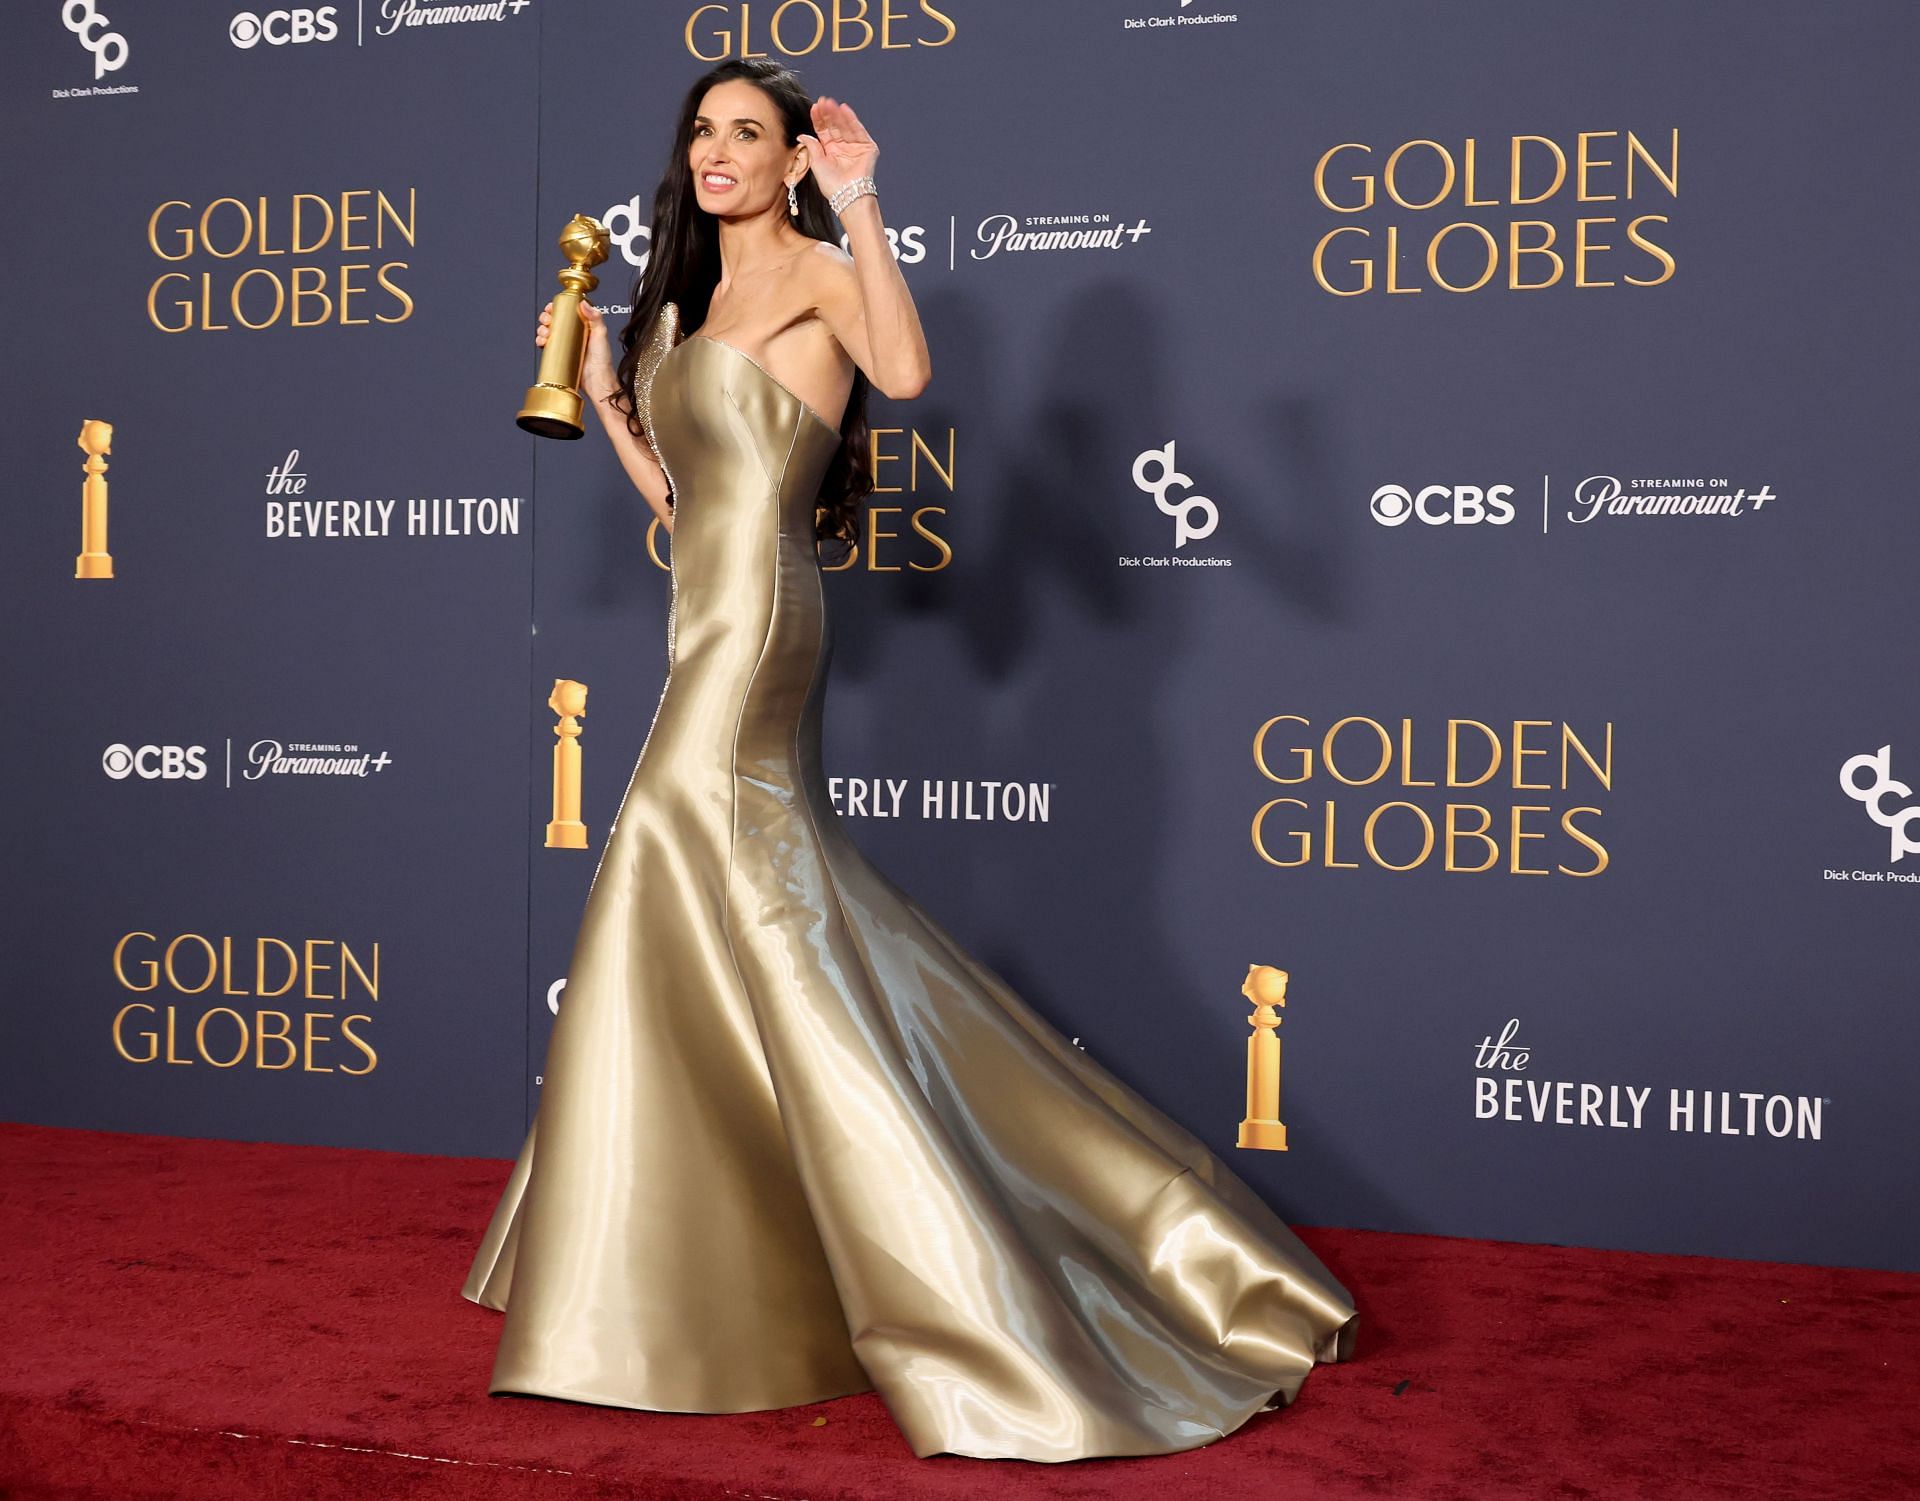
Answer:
(713, 209, 807, 289)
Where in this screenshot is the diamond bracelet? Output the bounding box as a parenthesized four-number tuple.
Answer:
(828, 176, 878, 216)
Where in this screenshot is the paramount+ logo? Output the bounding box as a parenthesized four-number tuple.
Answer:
(1370, 482, 1517, 527)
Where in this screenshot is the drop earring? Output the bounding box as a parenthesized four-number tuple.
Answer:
(788, 181, 799, 218)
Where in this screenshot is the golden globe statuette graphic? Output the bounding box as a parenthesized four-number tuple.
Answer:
(517, 214, 611, 439)
(1237, 963, 1290, 1151)
(546, 679, 589, 849)
(75, 419, 115, 579)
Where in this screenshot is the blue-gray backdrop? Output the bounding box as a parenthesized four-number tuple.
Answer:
(4, 0, 1915, 1275)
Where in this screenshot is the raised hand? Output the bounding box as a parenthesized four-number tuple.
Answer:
(797, 96, 878, 200)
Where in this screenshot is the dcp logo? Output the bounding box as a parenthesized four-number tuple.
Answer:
(1370, 484, 1518, 527)
(230, 8, 341, 47)
(1132, 441, 1217, 548)
(103, 743, 210, 781)
(62, 0, 128, 79)
(1840, 745, 1920, 862)
(603, 196, 653, 271)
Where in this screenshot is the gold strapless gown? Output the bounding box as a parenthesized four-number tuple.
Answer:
(462, 310, 1358, 1462)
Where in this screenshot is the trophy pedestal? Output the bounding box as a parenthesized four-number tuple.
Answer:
(518, 383, 587, 440)
(1237, 1118, 1288, 1151)
(76, 552, 113, 579)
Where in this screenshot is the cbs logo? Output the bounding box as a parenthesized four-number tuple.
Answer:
(229, 8, 340, 48)
(103, 744, 210, 781)
(839, 224, 926, 265)
(1370, 484, 1517, 527)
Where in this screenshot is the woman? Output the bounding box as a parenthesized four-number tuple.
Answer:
(463, 57, 1357, 1464)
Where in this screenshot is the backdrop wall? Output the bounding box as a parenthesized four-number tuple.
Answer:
(5, 0, 1915, 1274)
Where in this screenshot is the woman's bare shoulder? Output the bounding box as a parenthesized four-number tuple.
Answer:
(797, 237, 857, 294)
(806, 235, 855, 269)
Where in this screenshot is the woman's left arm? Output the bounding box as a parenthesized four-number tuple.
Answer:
(800, 97, 932, 401)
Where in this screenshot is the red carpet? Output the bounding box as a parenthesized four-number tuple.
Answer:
(1, 1122, 1915, 1501)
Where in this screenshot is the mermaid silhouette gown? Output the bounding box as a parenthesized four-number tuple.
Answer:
(461, 304, 1358, 1463)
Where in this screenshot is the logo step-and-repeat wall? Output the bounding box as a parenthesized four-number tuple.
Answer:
(5, 1, 1914, 1275)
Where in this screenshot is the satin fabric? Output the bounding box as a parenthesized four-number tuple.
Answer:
(462, 328, 1359, 1462)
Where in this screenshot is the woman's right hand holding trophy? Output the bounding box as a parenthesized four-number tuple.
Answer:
(535, 298, 617, 406)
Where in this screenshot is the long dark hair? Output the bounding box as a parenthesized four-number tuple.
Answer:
(611, 58, 874, 554)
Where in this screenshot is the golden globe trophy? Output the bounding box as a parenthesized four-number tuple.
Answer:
(75, 419, 115, 579)
(1237, 963, 1290, 1151)
(545, 678, 589, 849)
(517, 214, 611, 440)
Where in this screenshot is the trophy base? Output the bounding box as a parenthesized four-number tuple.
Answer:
(1237, 1118, 1288, 1151)
(545, 820, 588, 849)
(518, 383, 586, 440)
(75, 553, 113, 579)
